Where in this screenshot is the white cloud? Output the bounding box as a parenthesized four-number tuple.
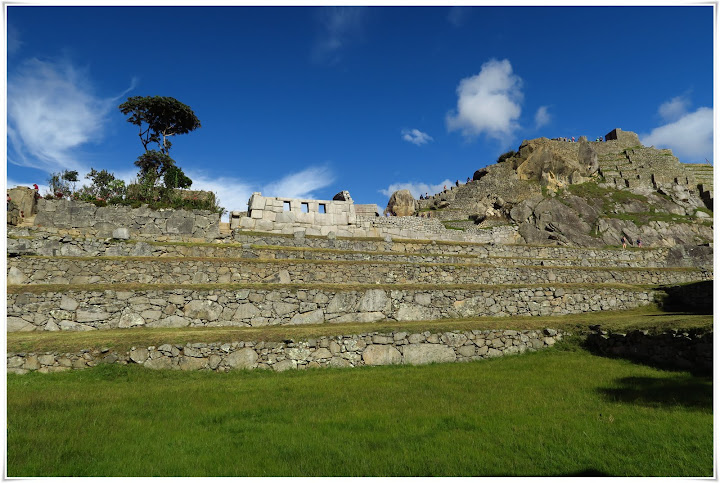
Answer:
(379, 179, 454, 199)
(658, 95, 691, 122)
(534, 106, 551, 129)
(7, 58, 134, 174)
(183, 166, 335, 221)
(263, 165, 335, 199)
(641, 107, 713, 162)
(402, 128, 433, 146)
(446, 59, 523, 141)
(312, 7, 366, 64)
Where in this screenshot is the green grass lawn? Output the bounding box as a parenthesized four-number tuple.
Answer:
(7, 346, 712, 477)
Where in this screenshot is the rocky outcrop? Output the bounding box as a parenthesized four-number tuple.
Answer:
(384, 189, 418, 216)
(514, 138, 598, 191)
(6, 186, 38, 225)
(416, 129, 713, 248)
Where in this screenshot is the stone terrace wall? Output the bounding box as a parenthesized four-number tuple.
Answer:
(7, 327, 566, 374)
(585, 329, 712, 374)
(9, 225, 711, 268)
(7, 286, 655, 332)
(32, 199, 220, 240)
(8, 257, 710, 287)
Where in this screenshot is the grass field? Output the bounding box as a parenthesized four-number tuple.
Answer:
(7, 344, 712, 477)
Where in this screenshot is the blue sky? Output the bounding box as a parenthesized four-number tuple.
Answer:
(6, 4, 715, 217)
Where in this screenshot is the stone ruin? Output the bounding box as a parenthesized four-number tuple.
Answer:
(5, 128, 714, 374)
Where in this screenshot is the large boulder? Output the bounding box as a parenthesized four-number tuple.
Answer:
(7, 186, 38, 219)
(333, 190, 353, 202)
(384, 189, 418, 216)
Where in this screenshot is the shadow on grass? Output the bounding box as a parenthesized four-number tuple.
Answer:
(557, 469, 612, 477)
(597, 375, 712, 410)
(582, 331, 712, 376)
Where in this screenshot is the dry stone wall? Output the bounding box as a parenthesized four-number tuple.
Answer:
(11, 225, 704, 268)
(8, 256, 710, 287)
(7, 327, 566, 374)
(7, 286, 656, 332)
(32, 199, 220, 240)
(584, 328, 712, 374)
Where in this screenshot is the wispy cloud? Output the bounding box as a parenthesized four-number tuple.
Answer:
(401, 128, 433, 146)
(446, 58, 523, 142)
(379, 179, 453, 199)
(447, 7, 472, 27)
(534, 106, 551, 129)
(641, 106, 713, 162)
(263, 165, 335, 199)
(182, 166, 336, 221)
(312, 6, 367, 64)
(8, 25, 23, 55)
(657, 94, 691, 122)
(7, 57, 135, 175)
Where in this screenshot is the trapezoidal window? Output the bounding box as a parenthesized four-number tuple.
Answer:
(319, 204, 327, 214)
(301, 202, 309, 213)
(283, 201, 291, 211)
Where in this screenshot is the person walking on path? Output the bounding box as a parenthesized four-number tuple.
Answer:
(621, 236, 627, 249)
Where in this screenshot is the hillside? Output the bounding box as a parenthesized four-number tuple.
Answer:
(415, 129, 713, 248)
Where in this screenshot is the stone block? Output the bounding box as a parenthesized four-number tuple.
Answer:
(7, 317, 35, 332)
(146, 315, 190, 328)
(76, 309, 111, 323)
(112, 227, 130, 240)
(130, 348, 149, 363)
(7, 267, 27, 285)
(118, 312, 145, 328)
(225, 348, 258, 370)
(183, 300, 223, 321)
(396, 304, 436, 321)
(59, 320, 96, 331)
(358, 289, 389, 312)
(362, 345, 401, 366)
(273, 359, 297, 372)
(234, 303, 261, 320)
(166, 212, 194, 234)
(289, 309, 324, 325)
(402, 344, 456, 365)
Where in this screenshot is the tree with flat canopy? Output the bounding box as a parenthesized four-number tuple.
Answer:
(118, 96, 200, 189)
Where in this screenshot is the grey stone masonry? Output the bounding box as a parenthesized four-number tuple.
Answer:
(7, 327, 566, 373)
(8, 256, 710, 287)
(236, 192, 519, 243)
(8, 225, 712, 269)
(7, 285, 656, 332)
(32, 199, 220, 240)
(239, 192, 356, 231)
